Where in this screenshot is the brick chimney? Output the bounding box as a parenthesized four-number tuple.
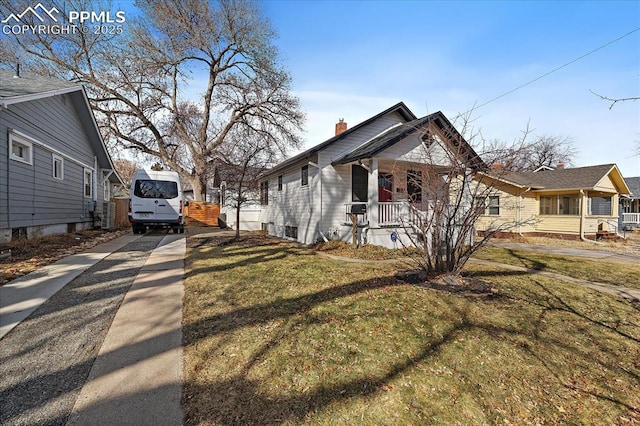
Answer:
(556, 162, 565, 169)
(335, 118, 347, 136)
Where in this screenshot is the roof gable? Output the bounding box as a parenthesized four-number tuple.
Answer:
(266, 102, 416, 175)
(332, 111, 485, 170)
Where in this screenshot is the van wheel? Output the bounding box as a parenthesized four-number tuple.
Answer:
(179, 225, 185, 234)
(172, 226, 179, 234)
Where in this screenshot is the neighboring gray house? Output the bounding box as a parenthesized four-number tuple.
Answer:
(621, 176, 640, 229)
(258, 102, 483, 248)
(0, 70, 122, 242)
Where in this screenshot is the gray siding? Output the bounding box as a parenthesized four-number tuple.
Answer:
(1, 93, 100, 230)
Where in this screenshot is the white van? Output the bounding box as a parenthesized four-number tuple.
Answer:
(128, 170, 185, 234)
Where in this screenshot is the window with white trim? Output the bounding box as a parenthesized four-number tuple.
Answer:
(52, 154, 64, 180)
(103, 179, 110, 201)
(487, 195, 500, 215)
(10, 134, 33, 165)
(84, 169, 93, 198)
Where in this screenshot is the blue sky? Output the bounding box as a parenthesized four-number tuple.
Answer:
(261, 0, 640, 177)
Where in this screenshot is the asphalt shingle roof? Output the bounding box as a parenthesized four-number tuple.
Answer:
(265, 102, 417, 176)
(624, 176, 640, 198)
(500, 164, 618, 190)
(0, 69, 79, 99)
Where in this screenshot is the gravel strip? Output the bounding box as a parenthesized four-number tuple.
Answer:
(0, 233, 165, 426)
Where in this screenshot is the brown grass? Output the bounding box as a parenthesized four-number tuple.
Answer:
(475, 246, 640, 290)
(183, 235, 640, 425)
(0, 228, 129, 285)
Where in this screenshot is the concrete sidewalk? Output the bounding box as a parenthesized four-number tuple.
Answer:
(0, 233, 142, 340)
(67, 233, 185, 426)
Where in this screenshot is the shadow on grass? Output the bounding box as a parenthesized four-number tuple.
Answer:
(182, 239, 640, 424)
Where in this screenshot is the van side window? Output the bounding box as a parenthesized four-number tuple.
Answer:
(134, 180, 179, 199)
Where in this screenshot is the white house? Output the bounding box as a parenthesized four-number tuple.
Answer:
(258, 102, 483, 248)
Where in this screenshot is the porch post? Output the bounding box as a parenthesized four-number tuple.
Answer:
(368, 158, 379, 227)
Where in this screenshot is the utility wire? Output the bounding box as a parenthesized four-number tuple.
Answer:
(471, 26, 640, 112)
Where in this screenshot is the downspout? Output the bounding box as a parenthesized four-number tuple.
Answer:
(579, 189, 601, 244)
(6, 128, 11, 228)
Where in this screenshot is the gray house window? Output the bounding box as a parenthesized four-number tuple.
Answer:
(53, 154, 64, 180)
(10, 135, 33, 165)
(301, 165, 309, 186)
(84, 169, 93, 198)
(278, 175, 283, 191)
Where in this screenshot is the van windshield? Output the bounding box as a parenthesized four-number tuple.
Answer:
(134, 180, 179, 199)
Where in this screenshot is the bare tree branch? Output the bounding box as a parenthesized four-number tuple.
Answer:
(590, 90, 640, 110)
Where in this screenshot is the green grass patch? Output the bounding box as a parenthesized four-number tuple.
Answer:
(183, 236, 640, 425)
(475, 246, 640, 290)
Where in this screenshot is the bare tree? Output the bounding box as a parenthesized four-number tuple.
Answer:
(217, 127, 283, 239)
(389, 117, 536, 279)
(0, 0, 305, 200)
(113, 159, 139, 188)
(483, 133, 577, 172)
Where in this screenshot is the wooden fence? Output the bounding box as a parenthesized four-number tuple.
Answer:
(185, 201, 219, 227)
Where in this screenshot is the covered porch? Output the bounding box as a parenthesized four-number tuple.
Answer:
(341, 158, 446, 229)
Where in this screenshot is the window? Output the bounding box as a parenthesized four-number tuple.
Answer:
(351, 165, 368, 202)
(487, 195, 500, 215)
(559, 195, 580, 215)
(589, 196, 612, 216)
(540, 195, 581, 215)
(84, 169, 93, 198)
(10, 135, 33, 165)
(278, 175, 283, 191)
(133, 180, 179, 199)
(103, 180, 111, 201)
(407, 170, 422, 203)
(301, 165, 309, 186)
(260, 180, 269, 205)
(539, 196, 557, 215)
(285, 225, 298, 239)
(52, 154, 64, 180)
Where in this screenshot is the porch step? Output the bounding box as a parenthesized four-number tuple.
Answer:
(596, 231, 620, 241)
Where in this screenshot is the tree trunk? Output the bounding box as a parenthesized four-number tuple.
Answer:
(188, 177, 205, 201)
(235, 189, 242, 240)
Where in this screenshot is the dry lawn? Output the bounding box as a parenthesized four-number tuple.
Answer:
(475, 246, 640, 290)
(183, 235, 640, 425)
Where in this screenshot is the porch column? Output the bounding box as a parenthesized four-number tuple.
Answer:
(368, 159, 379, 227)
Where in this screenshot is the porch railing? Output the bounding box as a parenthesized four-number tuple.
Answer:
(344, 201, 427, 227)
(622, 213, 640, 224)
